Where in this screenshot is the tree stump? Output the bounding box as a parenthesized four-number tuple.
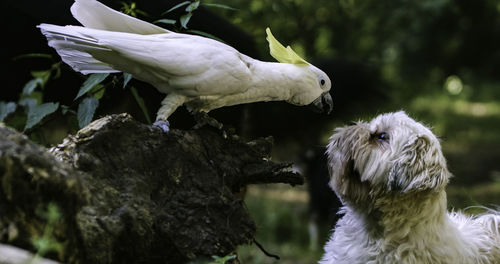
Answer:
(0, 113, 303, 263)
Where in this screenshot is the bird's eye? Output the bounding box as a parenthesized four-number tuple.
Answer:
(320, 79, 326, 86)
(372, 132, 389, 142)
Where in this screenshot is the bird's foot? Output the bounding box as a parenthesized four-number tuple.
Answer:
(193, 112, 234, 138)
(153, 120, 170, 133)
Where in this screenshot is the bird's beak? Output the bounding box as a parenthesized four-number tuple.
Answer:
(310, 92, 333, 114)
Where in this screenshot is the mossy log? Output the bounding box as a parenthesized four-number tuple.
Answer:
(0, 113, 303, 263)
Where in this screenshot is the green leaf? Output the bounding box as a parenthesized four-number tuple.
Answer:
(77, 97, 99, 128)
(130, 86, 152, 124)
(163, 1, 190, 14)
(18, 98, 38, 112)
(0, 101, 17, 122)
(24, 102, 59, 130)
(154, 19, 177, 25)
(123, 72, 133, 89)
(135, 9, 148, 17)
(210, 254, 237, 264)
(180, 12, 193, 29)
(31, 70, 51, 88)
(22, 78, 43, 95)
(75, 73, 109, 100)
(202, 3, 237, 11)
(32, 237, 51, 254)
(186, 30, 225, 43)
(60, 105, 77, 116)
(31, 203, 64, 257)
(61, 105, 70, 115)
(185, 1, 200, 12)
(52, 63, 62, 79)
(26, 91, 44, 105)
(13, 53, 52, 61)
(46, 203, 62, 222)
(91, 84, 106, 100)
(120, 2, 134, 16)
(31, 235, 63, 256)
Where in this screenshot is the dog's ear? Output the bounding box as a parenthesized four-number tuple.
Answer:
(388, 135, 450, 193)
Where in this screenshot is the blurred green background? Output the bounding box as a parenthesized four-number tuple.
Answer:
(205, 0, 500, 263)
(2, 0, 500, 263)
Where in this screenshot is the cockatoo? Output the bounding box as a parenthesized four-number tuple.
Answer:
(38, 0, 332, 132)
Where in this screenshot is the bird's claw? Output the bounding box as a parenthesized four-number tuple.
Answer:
(153, 120, 170, 133)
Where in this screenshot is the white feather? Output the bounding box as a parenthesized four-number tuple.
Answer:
(70, 0, 168, 34)
(38, 24, 118, 74)
(39, 23, 252, 92)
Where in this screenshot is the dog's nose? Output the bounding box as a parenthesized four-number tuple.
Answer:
(347, 121, 357, 126)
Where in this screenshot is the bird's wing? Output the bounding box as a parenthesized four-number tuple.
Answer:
(39, 24, 120, 74)
(40, 24, 251, 95)
(71, 0, 168, 34)
(99, 33, 253, 96)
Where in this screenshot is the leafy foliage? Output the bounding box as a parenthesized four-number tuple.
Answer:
(0, 60, 111, 134)
(163, 1, 191, 15)
(0, 102, 16, 122)
(202, 3, 237, 11)
(77, 97, 99, 128)
(1, 60, 62, 133)
(186, 29, 224, 42)
(31, 203, 64, 259)
(75, 73, 109, 100)
(120, 1, 148, 17)
(158, 0, 236, 30)
(209, 254, 237, 264)
(122, 72, 133, 89)
(154, 18, 177, 26)
(130, 86, 152, 124)
(25, 102, 59, 131)
(22, 78, 44, 95)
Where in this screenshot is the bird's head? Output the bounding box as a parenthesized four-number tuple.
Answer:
(266, 28, 332, 114)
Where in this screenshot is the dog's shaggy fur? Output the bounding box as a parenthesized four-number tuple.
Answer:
(320, 112, 500, 264)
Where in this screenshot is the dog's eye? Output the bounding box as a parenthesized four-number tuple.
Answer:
(373, 132, 389, 142)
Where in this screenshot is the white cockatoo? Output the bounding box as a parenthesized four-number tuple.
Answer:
(38, 0, 332, 131)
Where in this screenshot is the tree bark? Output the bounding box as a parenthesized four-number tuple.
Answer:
(0, 113, 303, 263)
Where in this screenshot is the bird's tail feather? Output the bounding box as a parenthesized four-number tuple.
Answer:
(70, 0, 168, 35)
(38, 24, 119, 75)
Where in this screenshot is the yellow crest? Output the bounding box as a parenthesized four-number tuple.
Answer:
(266, 27, 308, 65)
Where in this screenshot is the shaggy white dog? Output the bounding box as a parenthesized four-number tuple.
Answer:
(320, 111, 500, 264)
